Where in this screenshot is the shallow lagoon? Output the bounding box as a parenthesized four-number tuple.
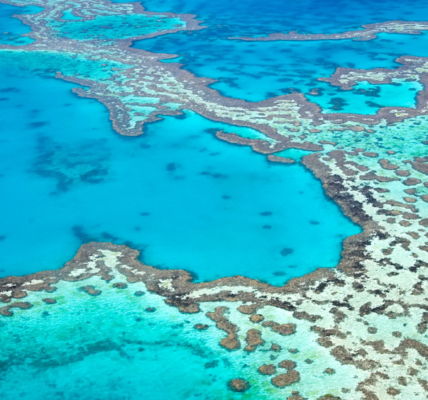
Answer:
(0, 66, 359, 284)
(0, 273, 360, 400)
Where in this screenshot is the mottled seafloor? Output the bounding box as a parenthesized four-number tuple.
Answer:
(0, 0, 428, 399)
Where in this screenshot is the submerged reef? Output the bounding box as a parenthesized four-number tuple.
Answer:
(230, 20, 428, 42)
(0, 0, 428, 398)
(4, 0, 428, 137)
(1, 242, 427, 399)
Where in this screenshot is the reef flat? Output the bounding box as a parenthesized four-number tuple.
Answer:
(1, 242, 427, 399)
(0, 245, 367, 399)
(0, 0, 428, 399)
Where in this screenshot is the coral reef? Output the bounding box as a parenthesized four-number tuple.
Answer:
(0, 0, 427, 398)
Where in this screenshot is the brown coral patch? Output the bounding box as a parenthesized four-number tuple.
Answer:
(250, 314, 265, 323)
(258, 364, 276, 375)
(228, 378, 250, 392)
(271, 370, 300, 388)
(379, 159, 399, 170)
(244, 328, 264, 351)
(194, 324, 209, 330)
(403, 178, 421, 186)
(0, 301, 33, 317)
(262, 320, 296, 335)
(113, 282, 128, 289)
(278, 360, 296, 370)
(80, 285, 102, 296)
(207, 307, 240, 350)
(267, 155, 295, 164)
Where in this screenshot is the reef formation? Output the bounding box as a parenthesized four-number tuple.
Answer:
(0, 0, 428, 399)
(230, 21, 428, 42)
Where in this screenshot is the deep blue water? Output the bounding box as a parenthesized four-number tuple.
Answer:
(126, 0, 428, 106)
(116, 0, 428, 35)
(0, 3, 41, 45)
(136, 31, 428, 105)
(0, 66, 359, 284)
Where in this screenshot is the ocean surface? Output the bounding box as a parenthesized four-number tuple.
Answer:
(1, 0, 424, 398)
(129, 0, 428, 109)
(0, 3, 40, 45)
(0, 64, 359, 284)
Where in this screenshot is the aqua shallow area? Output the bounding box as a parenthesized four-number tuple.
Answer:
(0, 48, 130, 79)
(0, 270, 360, 400)
(0, 278, 249, 400)
(60, 8, 82, 20)
(0, 64, 359, 284)
(312, 79, 423, 115)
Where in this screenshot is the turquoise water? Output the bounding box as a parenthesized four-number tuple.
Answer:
(311, 79, 424, 114)
(0, 3, 41, 45)
(61, 9, 82, 20)
(0, 276, 359, 400)
(0, 66, 359, 284)
(0, 279, 244, 400)
(0, 1, 422, 399)
(0, 48, 131, 80)
(273, 148, 317, 162)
